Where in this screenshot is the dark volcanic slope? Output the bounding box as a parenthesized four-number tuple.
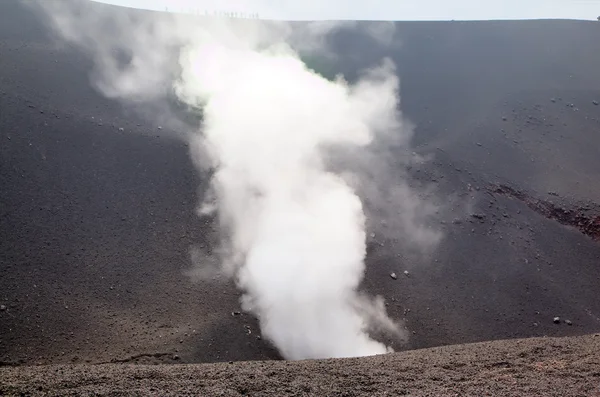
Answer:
(1, 0, 600, 366)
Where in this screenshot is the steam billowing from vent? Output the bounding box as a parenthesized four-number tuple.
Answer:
(181, 48, 405, 359)
(33, 0, 440, 360)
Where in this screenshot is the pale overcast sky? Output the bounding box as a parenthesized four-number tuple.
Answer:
(93, 0, 600, 21)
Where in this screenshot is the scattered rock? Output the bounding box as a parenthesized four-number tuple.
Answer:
(256, 335, 262, 340)
(172, 354, 180, 360)
(502, 116, 507, 121)
(553, 317, 561, 324)
(565, 319, 573, 326)
(404, 270, 410, 277)
(476, 142, 482, 147)
(0, 305, 6, 311)
(550, 98, 556, 103)
(118, 127, 124, 132)
(232, 311, 241, 316)
(471, 213, 485, 220)
(158, 126, 163, 130)
(390, 272, 398, 280)
(593, 100, 598, 106)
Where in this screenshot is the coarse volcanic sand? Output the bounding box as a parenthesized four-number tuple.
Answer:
(1, 335, 600, 396)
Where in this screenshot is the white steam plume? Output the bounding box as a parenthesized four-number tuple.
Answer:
(32, 0, 439, 360)
(180, 49, 405, 358)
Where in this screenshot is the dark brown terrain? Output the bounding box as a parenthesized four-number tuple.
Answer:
(2, 334, 600, 396)
(1, 0, 600, 395)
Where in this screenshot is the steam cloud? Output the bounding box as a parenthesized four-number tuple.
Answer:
(33, 0, 440, 360)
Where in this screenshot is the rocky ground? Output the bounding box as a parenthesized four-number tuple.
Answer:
(1, 0, 600, 395)
(2, 334, 600, 396)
